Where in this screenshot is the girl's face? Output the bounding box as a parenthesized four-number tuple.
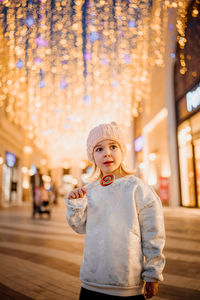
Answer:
(93, 139, 122, 177)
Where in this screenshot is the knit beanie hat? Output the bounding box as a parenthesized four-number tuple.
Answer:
(87, 122, 126, 162)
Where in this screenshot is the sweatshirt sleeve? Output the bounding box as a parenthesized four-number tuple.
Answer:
(135, 181, 166, 282)
(65, 196, 88, 234)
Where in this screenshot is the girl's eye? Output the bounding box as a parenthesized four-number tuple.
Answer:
(95, 147, 103, 152)
(110, 145, 117, 149)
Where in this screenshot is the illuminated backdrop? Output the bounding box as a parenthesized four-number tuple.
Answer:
(0, 0, 192, 167)
(175, 0, 200, 101)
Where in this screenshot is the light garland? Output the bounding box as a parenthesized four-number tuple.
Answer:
(165, 0, 199, 76)
(0, 0, 191, 167)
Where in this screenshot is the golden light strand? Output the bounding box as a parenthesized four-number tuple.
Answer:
(0, 0, 190, 167)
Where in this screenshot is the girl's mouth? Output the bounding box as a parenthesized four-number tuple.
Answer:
(104, 161, 114, 165)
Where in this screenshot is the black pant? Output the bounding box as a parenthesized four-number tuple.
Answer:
(79, 287, 145, 300)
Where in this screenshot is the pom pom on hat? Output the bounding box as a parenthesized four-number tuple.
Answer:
(87, 122, 126, 162)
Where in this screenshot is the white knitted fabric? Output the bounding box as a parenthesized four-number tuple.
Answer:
(87, 123, 126, 162)
(66, 175, 166, 297)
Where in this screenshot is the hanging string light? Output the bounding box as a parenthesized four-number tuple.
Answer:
(0, 0, 189, 167)
(165, 0, 199, 76)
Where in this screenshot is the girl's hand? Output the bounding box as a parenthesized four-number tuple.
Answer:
(68, 187, 87, 199)
(145, 282, 158, 298)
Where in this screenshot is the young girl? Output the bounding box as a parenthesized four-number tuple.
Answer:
(66, 123, 165, 300)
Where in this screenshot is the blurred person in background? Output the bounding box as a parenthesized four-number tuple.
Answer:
(32, 183, 50, 218)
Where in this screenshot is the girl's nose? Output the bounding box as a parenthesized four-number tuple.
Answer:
(104, 151, 111, 157)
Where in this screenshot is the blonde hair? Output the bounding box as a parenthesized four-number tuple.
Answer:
(89, 162, 135, 182)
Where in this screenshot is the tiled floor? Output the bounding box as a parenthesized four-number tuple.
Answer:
(0, 201, 200, 300)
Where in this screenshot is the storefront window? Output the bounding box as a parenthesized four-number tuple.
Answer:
(178, 121, 196, 207)
(2, 154, 20, 206)
(194, 139, 200, 207)
(191, 112, 200, 207)
(2, 164, 12, 203)
(178, 112, 200, 207)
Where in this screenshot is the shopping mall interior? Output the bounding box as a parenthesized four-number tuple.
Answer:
(0, 0, 199, 209)
(0, 1, 200, 300)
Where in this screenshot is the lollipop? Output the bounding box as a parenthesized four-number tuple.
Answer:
(87, 174, 115, 191)
(100, 174, 115, 186)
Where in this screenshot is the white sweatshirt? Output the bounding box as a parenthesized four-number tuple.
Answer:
(66, 175, 165, 297)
